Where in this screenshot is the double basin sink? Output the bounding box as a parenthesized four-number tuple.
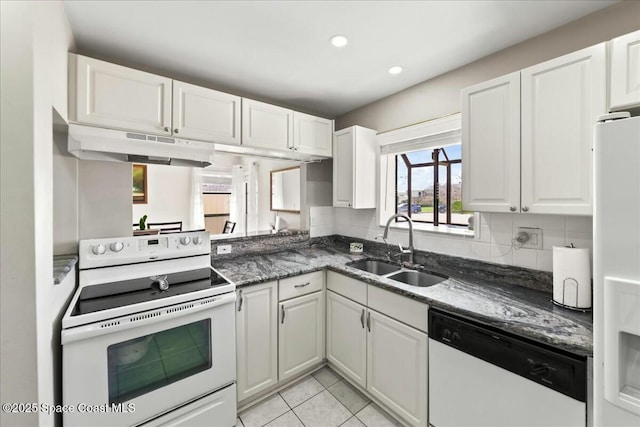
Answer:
(348, 259, 447, 288)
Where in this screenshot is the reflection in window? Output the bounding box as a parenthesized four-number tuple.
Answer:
(396, 144, 472, 226)
(107, 320, 211, 404)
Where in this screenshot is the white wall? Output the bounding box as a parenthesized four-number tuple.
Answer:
(329, 2, 640, 271)
(1, 2, 76, 426)
(132, 164, 194, 230)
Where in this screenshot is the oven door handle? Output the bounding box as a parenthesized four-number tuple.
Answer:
(61, 292, 236, 345)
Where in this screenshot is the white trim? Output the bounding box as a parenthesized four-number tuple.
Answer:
(377, 113, 461, 153)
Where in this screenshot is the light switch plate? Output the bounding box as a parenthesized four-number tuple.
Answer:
(217, 245, 232, 254)
(516, 227, 543, 249)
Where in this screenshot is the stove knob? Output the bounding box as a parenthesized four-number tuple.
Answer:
(443, 328, 452, 341)
(110, 241, 124, 252)
(180, 236, 191, 246)
(452, 332, 461, 342)
(92, 244, 107, 255)
(193, 236, 203, 245)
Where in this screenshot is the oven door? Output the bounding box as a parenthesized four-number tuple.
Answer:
(62, 292, 236, 427)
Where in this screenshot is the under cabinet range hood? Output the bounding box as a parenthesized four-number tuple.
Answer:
(67, 124, 215, 167)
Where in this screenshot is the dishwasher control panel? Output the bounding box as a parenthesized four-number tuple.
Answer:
(429, 308, 587, 402)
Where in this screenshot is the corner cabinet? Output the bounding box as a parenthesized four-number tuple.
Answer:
(610, 30, 640, 111)
(70, 54, 172, 135)
(333, 126, 378, 209)
(462, 43, 606, 215)
(235, 282, 278, 401)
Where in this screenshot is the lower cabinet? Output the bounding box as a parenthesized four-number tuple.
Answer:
(279, 291, 325, 382)
(236, 281, 278, 401)
(326, 287, 428, 427)
(326, 291, 367, 388)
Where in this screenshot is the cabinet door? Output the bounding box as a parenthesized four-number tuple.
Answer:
(173, 81, 241, 144)
(278, 291, 325, 382)
(333, 128, 354, 207)
(293, 112, 333, 157)
(236, 282, 278, 402)
(610, 30, 640, 111)
(73, 55, 172, 134)
(461, 72, 521, 213)
(367, 310, 427, 427)
(352, 127, 378, 209)
(521, 43, 606, 215)
(242, 99, 293, 151)
(326, 291, 367, 388)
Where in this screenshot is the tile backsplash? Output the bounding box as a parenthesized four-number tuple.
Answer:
(309, 207, 592, 273)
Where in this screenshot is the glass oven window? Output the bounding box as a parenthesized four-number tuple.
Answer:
(107, 319, 211, 404)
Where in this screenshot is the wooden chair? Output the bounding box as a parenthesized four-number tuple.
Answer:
(222, 221, 236, 234)
(147, 221, 183, 234)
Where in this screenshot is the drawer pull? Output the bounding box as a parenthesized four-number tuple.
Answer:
(294, 282, 311, 288)
(281, 305, 286, 324)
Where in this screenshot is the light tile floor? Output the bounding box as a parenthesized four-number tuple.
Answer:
(237, 367, 401, 427)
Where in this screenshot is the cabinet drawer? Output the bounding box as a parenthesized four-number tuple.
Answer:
(326, 271, 367, 305)
(367, 285, 429, 333)
(279, 271, 324, 301)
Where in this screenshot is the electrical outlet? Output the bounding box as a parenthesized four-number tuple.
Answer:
(217, 245, 232, 255)
(515, 227, 543, 250)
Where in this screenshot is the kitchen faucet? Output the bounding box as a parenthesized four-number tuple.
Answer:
(376, 213, 414, 264)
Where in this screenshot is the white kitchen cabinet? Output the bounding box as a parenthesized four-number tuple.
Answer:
(278, 291, 325, 382)
(461, 72, 521, 213)
(462, 43, 605, 215)
(236, 282, 278, 402)
(610, 30, 640, 111)
(292, 112, 333, 157)
(333, 126, 377, 209)
(70, 54, 172, 134)
(521, 43, 606, 215)
(367, 309, 428, 427)
(172, 80, 241, 144)
(242, 98, 293, 151)
(326, 291, 367, 388)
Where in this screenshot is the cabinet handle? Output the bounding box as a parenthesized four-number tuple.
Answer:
(237, 290, 243, 312)
(174, 128, 179, 134)
(366, 312, 371, 332)
(294, 282, 310, 288)
(163, 126, 169, 132)
(360, 309, 365, 329)
(281, 305, 285, 324)
(509, 206, 517, 212)
(522, 206, 529, 212)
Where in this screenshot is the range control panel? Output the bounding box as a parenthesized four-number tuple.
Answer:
(79, 231, 210, 269)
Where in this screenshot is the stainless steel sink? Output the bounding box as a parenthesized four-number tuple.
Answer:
(387, 270, 447, 287)
(349, 259, 402, 275)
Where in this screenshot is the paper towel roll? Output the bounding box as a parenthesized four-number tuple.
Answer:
(552, 246, 592, 309)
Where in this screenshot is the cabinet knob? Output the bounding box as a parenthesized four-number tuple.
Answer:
(509, 206, 517, 212)
(164, 126, 169, 132)
(174, 128, 179, 134)
(522, 206, 529, 212)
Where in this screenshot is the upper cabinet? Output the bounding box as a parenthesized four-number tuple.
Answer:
(292, 112, 333, 157)
(69, 54, 332, 157)
(610, 30, 640, 111)
(462, 43, 606, 215)
(70, 54, 172, 135)
(241, 98, 293, 151)
(173, 80, 241, 145)
(333, 126, 377, 209)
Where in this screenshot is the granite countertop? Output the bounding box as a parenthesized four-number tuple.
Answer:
(53, 254, 78, 284)
(212, 246, 593, 358)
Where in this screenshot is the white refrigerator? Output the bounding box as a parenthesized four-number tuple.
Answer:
(594, 114, 640, 426)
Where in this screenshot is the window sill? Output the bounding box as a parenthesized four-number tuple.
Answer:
(383, 220, 475, 238)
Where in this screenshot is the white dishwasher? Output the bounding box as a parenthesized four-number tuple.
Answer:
(428, 309, 587, 427)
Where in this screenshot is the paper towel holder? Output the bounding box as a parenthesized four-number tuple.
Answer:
(551, 277, 592, 312)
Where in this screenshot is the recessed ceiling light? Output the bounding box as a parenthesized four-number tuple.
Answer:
(388, 66, 403, 75)
(330, 35, 348, 48)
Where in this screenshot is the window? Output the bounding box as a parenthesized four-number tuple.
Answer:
(396, 144, 472, 226)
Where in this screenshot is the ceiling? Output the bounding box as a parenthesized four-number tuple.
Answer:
(63, 0, 617, 118)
